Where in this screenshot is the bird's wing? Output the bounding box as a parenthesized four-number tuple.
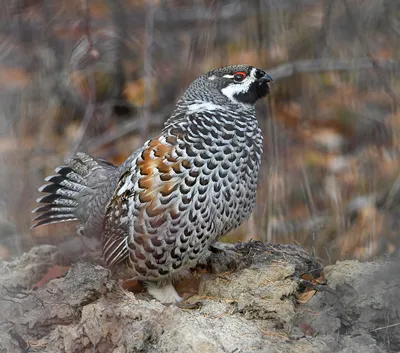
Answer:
(101, 127, 195, 268)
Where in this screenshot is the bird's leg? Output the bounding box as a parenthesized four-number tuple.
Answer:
(145, 281, 183, 304)
(145, 281, 201, 309)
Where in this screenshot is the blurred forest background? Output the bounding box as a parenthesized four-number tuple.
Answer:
(0, 0, 399, 265)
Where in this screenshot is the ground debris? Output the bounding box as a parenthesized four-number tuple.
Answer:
(0, 242, 398, 352)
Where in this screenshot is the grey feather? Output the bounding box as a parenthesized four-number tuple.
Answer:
(32, 65, 271, 304)
(32, 153, 120, 237)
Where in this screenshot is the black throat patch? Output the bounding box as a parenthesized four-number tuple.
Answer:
(233, 80, 270, 105)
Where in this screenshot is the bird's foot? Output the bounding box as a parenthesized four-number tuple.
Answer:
(176, 300, 202, 310)
(145, 281, 202, 309)
(175, 291, 203, 310)
(145, 281, 183, 304)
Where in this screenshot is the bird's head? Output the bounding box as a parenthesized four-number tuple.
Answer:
(182, 65, 273, 108)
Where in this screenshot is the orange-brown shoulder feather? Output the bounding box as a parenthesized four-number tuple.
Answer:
(102, 135, 186, 268)
(136, 138, 181, 203)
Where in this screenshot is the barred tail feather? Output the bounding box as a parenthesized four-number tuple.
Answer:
(31, 166, 82, 228)
(32, 152, 118, 231)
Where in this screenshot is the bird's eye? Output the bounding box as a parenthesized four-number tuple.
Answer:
(233, 71, 247, 82)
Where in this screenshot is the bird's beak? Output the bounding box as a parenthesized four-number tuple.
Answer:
(261, 73, 273, 83)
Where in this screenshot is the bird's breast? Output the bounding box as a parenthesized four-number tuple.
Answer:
(176, 115, 262, 236)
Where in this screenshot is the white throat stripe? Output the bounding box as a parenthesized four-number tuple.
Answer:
(187, 102, 225, 113)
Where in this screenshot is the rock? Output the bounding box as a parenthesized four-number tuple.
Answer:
(298, 259, 400, 352)
(200, 261, 297, 331)
(0, 241, 398, 352)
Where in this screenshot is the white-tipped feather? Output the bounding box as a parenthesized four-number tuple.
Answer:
(32, 152, 118, 230)
(44, 175, 59, 181)
(38, 184, 52, 193)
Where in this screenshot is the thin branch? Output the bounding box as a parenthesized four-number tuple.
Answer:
(315, 0, 334, 57)
(341, 0, 399, 106)
(266, 58, 400, 81)
(144, 0, 319, 25)
(141, 0, 155, 143)
(0, 0, 321, 27)
(255, 0, 264, 55)
(85, 112, 166, 152)
(370, 322, 400, 332)
(301, 166, 318, 257)
(84, 58, 399, 152)
(268, 215, 329, 236)
(82, 0, 95, 56)
(67, 0, 96, 158)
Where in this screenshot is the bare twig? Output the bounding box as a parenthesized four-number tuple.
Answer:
(369, 322, 400, 332)
(255, 0, 264, 55)
(315, 0, 334, 57)
(138, 0, 320, 25)
(85, 112, 166, 152)
(141, 0, 155, 143)
(301, 167, 318, 257)
(268, 215, 329, 236)
(341, 0, 399, 106)
(265, 95, 282, 243)
(67, 0, 97, 158)
(0, 0, 321, 28)
(266, 58, 400, 81)
(67, 74, 96, 158)
(84, 58, 399, 152)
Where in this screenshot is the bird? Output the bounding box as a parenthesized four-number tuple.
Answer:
(32, 65, 273, 303)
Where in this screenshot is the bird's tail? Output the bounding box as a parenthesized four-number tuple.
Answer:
(31, 152, 115, 229)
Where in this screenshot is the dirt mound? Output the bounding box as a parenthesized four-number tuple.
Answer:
(0, 241, 397, 352)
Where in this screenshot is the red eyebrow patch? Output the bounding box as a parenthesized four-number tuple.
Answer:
(234, 71, 247, 77)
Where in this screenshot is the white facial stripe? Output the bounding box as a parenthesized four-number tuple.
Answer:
(250, 67, 257, 78)
(221, 75, 254, 104)
(208, 75, 217, 80)
(223, 74, 235, 78)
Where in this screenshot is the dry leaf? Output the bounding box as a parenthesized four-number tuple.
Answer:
(297, 289, 316, 304)
(32, 265, 70, 289)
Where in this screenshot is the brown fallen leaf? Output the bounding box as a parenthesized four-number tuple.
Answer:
(301, 273, 315, 282)
(297, 289, 316, 304)
(315, 275, 326, 284)
(300, 272, 327, 286)
(297, 272, 327, 303)
(32, 265, 70, 289)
